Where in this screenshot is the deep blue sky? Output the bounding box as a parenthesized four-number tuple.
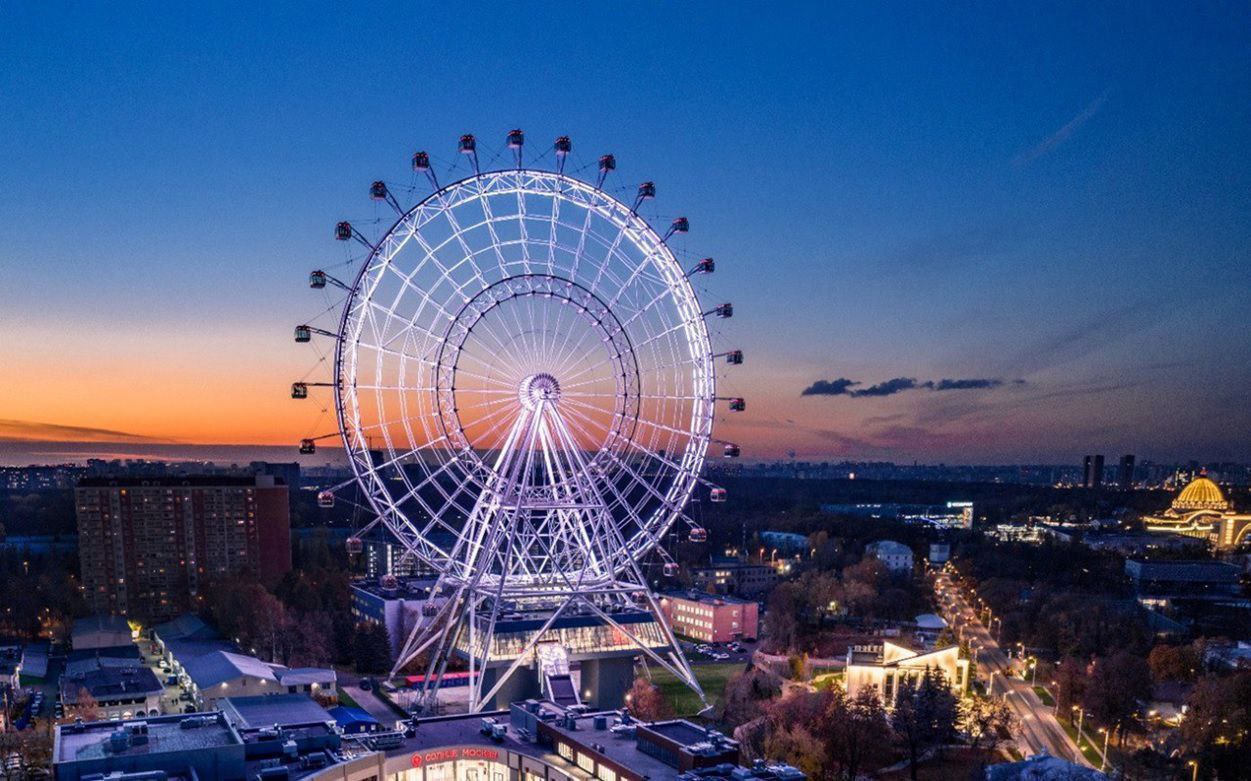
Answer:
(2, 2, 1249, 463)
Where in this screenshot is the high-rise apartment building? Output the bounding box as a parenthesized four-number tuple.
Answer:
(75, 476, 291, 621)
(1082, 456, 1093, 488)
(1092, 454, 1105, 490)
(1118, 454, 1136, 489)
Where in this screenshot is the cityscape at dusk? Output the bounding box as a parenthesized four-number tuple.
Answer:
(3, 4, 1250, 464)
(3, 5, 1251, 781)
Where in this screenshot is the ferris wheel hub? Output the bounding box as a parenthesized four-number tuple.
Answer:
(518, 372, 562, 410)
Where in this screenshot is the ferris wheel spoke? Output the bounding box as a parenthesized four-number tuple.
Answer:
(555, 406, 666, 552)
(464, 311, 529, 379)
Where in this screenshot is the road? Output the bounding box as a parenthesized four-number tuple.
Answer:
(935, 571, 1092, 767)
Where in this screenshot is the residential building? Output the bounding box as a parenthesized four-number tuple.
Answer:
(690, 557, 778, 597)
(1118, 454, 1136, 488)
(844, 640, 969, 706)
(658, 592, 758, 643)
(75, 475, 292, 621)
(865, 540, 914, 574)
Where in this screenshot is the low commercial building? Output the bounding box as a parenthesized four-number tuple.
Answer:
(219, 693, 333, 730)
(183, 650, 284, 707)
(54, 697, 804, 781)
(151, 614, 240, 680)
(20, 642, 49, 680)
(183, 650, 337, 708)
(277, 667, 338, 698)
(71, 615, 134, 651)
(865, 540, 914, 574)
(1125, 559, 1242, 599)
(54, 712, 245, 781)
(350, 576, 446, 656)
(60, 665, 164, 720)
(659, 592, 758, 643)
(844, 640, 969, 706)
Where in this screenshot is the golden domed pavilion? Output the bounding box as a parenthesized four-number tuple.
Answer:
(1144, 474, 1251, 549)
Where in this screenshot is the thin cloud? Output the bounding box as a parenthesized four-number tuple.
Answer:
(0, 419, 169, 444)
(1013, 91, 1108, 166)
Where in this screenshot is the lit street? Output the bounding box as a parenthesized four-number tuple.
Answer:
(935, 571, 1092, 767)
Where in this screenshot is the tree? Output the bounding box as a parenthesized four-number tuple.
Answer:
(1148, 643, 1200, 684)
(1083, 651, 1151, 739)
(958, 693, 1015, 749)
(721, 667, 782, 727)
(1179, 672, 1251, 777)
(352, 622, 393, 675)
(626, 677, 672, 722)
(763, 724, 827, 779)
(763, 582, 802, 653)
(827, 687, 891, 781)
(1054, 656, 1087, 714)
(891, 669, 959, 781)
(70, 687, 101, 722)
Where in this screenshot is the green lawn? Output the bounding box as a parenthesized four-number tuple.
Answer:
(1060, 718, 1106, 766)
(650, 662, 745, 717)
(812, 672, 844, 691)
(337, 689, 361, 709)
(1033, 685, 1055, 707)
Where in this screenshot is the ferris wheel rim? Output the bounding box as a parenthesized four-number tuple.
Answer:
(330, 167, 716, 583)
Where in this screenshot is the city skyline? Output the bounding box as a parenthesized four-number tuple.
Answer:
(3, 4, 1249, 464)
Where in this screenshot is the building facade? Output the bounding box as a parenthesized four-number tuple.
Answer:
(844, 640, 969, 706)
(865, 540, 914, 574)
(76, 475, 292, 620)
(690, 559, 778, 597)
(658, 592, 758, 643)
(1142, 474, 1251, 549)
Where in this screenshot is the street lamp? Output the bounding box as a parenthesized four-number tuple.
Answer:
(1188, 759, 1199, 781)
(1098, 727, 1109, 772)
(1072, 706, 1085, 745)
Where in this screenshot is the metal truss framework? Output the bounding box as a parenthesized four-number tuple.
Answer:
(318, 163, 724, 712)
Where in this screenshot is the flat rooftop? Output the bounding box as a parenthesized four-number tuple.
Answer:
(221, 694, 332, 730)
(660, 591, 755, 606)
(56, 714, 240, 764)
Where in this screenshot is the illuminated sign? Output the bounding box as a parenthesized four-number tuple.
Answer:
(411, 747, 501, 767)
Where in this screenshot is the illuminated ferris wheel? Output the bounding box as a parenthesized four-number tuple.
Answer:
(292, 131, 743, 711)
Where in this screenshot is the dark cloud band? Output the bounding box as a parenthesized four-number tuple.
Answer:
(801, 377, 1017, 398)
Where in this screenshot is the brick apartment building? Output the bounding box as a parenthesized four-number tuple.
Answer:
(75, 475, 291, 621)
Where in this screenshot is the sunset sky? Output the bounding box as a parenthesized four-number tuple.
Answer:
(2, 3, 1249, 465)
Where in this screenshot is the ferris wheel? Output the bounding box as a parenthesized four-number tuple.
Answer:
(292, 131, 743, 712)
